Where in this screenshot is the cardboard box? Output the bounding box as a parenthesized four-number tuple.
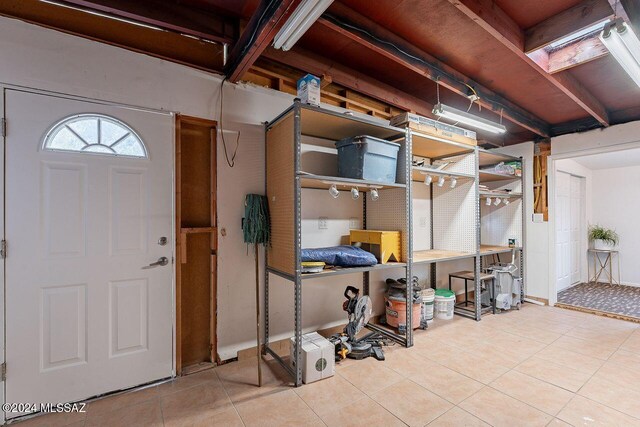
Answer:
(390, 112, 477, 146)
(289, 332, 335, 384)
(297, 74, 321, 106)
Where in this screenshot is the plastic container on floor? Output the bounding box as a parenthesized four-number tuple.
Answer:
(335, 135, 400, 183)
(434, 289, 456, 320)
(421, 288, 436, 326)
(385, 295, 421, 331)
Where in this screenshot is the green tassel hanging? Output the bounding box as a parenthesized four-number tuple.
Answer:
(243, 194, 270, 245)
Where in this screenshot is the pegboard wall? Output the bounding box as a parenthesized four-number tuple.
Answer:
(438, 152, 476, 176)
(432, 179, 477, 253)
(480, 197, 523, 246)
(412, 183, 432, 251)
(366, 187, 409, 261)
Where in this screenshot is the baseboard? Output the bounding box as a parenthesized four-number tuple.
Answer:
(555, 303, 640, 324)
(236, 316, 390, 361)
(525, 295, 549, 305)
(237, 323, 347, 361)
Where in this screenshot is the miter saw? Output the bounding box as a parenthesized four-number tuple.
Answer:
(329, 286, 391, 362)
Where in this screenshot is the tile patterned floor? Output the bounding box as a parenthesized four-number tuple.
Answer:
(13, 304, 640, 427)
(557, 282, 640, 319)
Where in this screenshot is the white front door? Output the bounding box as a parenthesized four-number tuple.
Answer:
(4, 89, 174, 416)
(556, 171, 571, 291)
(569, 175, 583, 285)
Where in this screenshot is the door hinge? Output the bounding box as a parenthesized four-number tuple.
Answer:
(1, 240, 7, 259)
(1, 118, 6, 138)
(1, 363, 6, 381)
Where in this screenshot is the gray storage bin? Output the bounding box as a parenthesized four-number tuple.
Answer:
(335, 136, 400, 183)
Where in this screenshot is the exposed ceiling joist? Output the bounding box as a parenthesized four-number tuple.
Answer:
(548, 34, 609, 73)
(524, 0, 614, 53)
(262, 47, 435, 118)
(0, 0, 224, 72)
(318, 4, 550, 137)
(225, 0, 300, 83)
(53, 0, 238, 44)
(449, 0, 610, 127)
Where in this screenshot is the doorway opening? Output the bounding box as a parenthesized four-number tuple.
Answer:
(175, 115, 218, 375)
(553, 148, 640, 321)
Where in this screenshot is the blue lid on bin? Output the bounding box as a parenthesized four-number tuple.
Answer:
(335, 135, 400, 149)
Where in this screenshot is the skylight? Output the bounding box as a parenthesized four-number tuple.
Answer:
(547, 20, 610, 50)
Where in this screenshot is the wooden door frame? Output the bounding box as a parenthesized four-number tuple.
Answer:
(175, 114, 218, 375)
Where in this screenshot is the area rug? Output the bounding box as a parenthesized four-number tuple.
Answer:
(556, 282, 640, 322)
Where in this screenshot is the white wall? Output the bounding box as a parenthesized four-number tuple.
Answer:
(0, 16, 383, 360)
(591, 165, 640, 285)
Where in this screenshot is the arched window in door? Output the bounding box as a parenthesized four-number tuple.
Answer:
(43, 114, 147, 158)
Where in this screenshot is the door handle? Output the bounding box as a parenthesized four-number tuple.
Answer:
(143, 257, 169, 269)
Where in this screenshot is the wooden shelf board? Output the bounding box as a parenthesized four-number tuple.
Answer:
(480, 245, 521, 256)
(479, 191, 522, 198)
(411, 166, 475, 183)
(299, 173, 406, 191)
(413, 249, 475, 264)
(299, 105, 404, 141)
(479, 170, 521, 182)
(411, 131, 475, 159)
(301, 261, 407, 280)
(478, 149, 521, 167)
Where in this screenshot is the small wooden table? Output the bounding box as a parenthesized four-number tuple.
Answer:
(588, 249, 621, 285)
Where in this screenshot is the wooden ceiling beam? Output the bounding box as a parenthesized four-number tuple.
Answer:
(262, 47, 435, 118)
(524, 0, 614, 53)
(225, 0, 300, 83)
(448, 0, 610, 127)
(319, 4, 550, 137)
(0, 0, 224, 72)
(548, 34, 609, 73)
(53, 0, 238, 44)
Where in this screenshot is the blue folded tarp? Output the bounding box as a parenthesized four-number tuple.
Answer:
(301, 245, 378, 267)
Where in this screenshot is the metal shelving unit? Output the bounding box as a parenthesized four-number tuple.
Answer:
(263, 101, 527, 386)
(409, 130, 482, 320)
(477, 148, 526, 313)
(263, 101, 412, 386)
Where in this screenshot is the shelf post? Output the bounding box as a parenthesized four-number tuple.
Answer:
(263, 121, 269, 355)
(520, 156, 526, 303)
(474, 147, 482, 321)
(293, 100, 303, 387)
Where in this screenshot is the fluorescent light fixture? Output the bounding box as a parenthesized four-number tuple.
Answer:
(273, 0, 334, 51)
(432, 103, 507, 134)
(601, 18, 640, 88)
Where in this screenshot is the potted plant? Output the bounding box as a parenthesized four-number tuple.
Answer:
(588, 225, 619, 251)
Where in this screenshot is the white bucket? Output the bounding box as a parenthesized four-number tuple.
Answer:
(434, 294, 456, 320)
(421, 289, 436, 322)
